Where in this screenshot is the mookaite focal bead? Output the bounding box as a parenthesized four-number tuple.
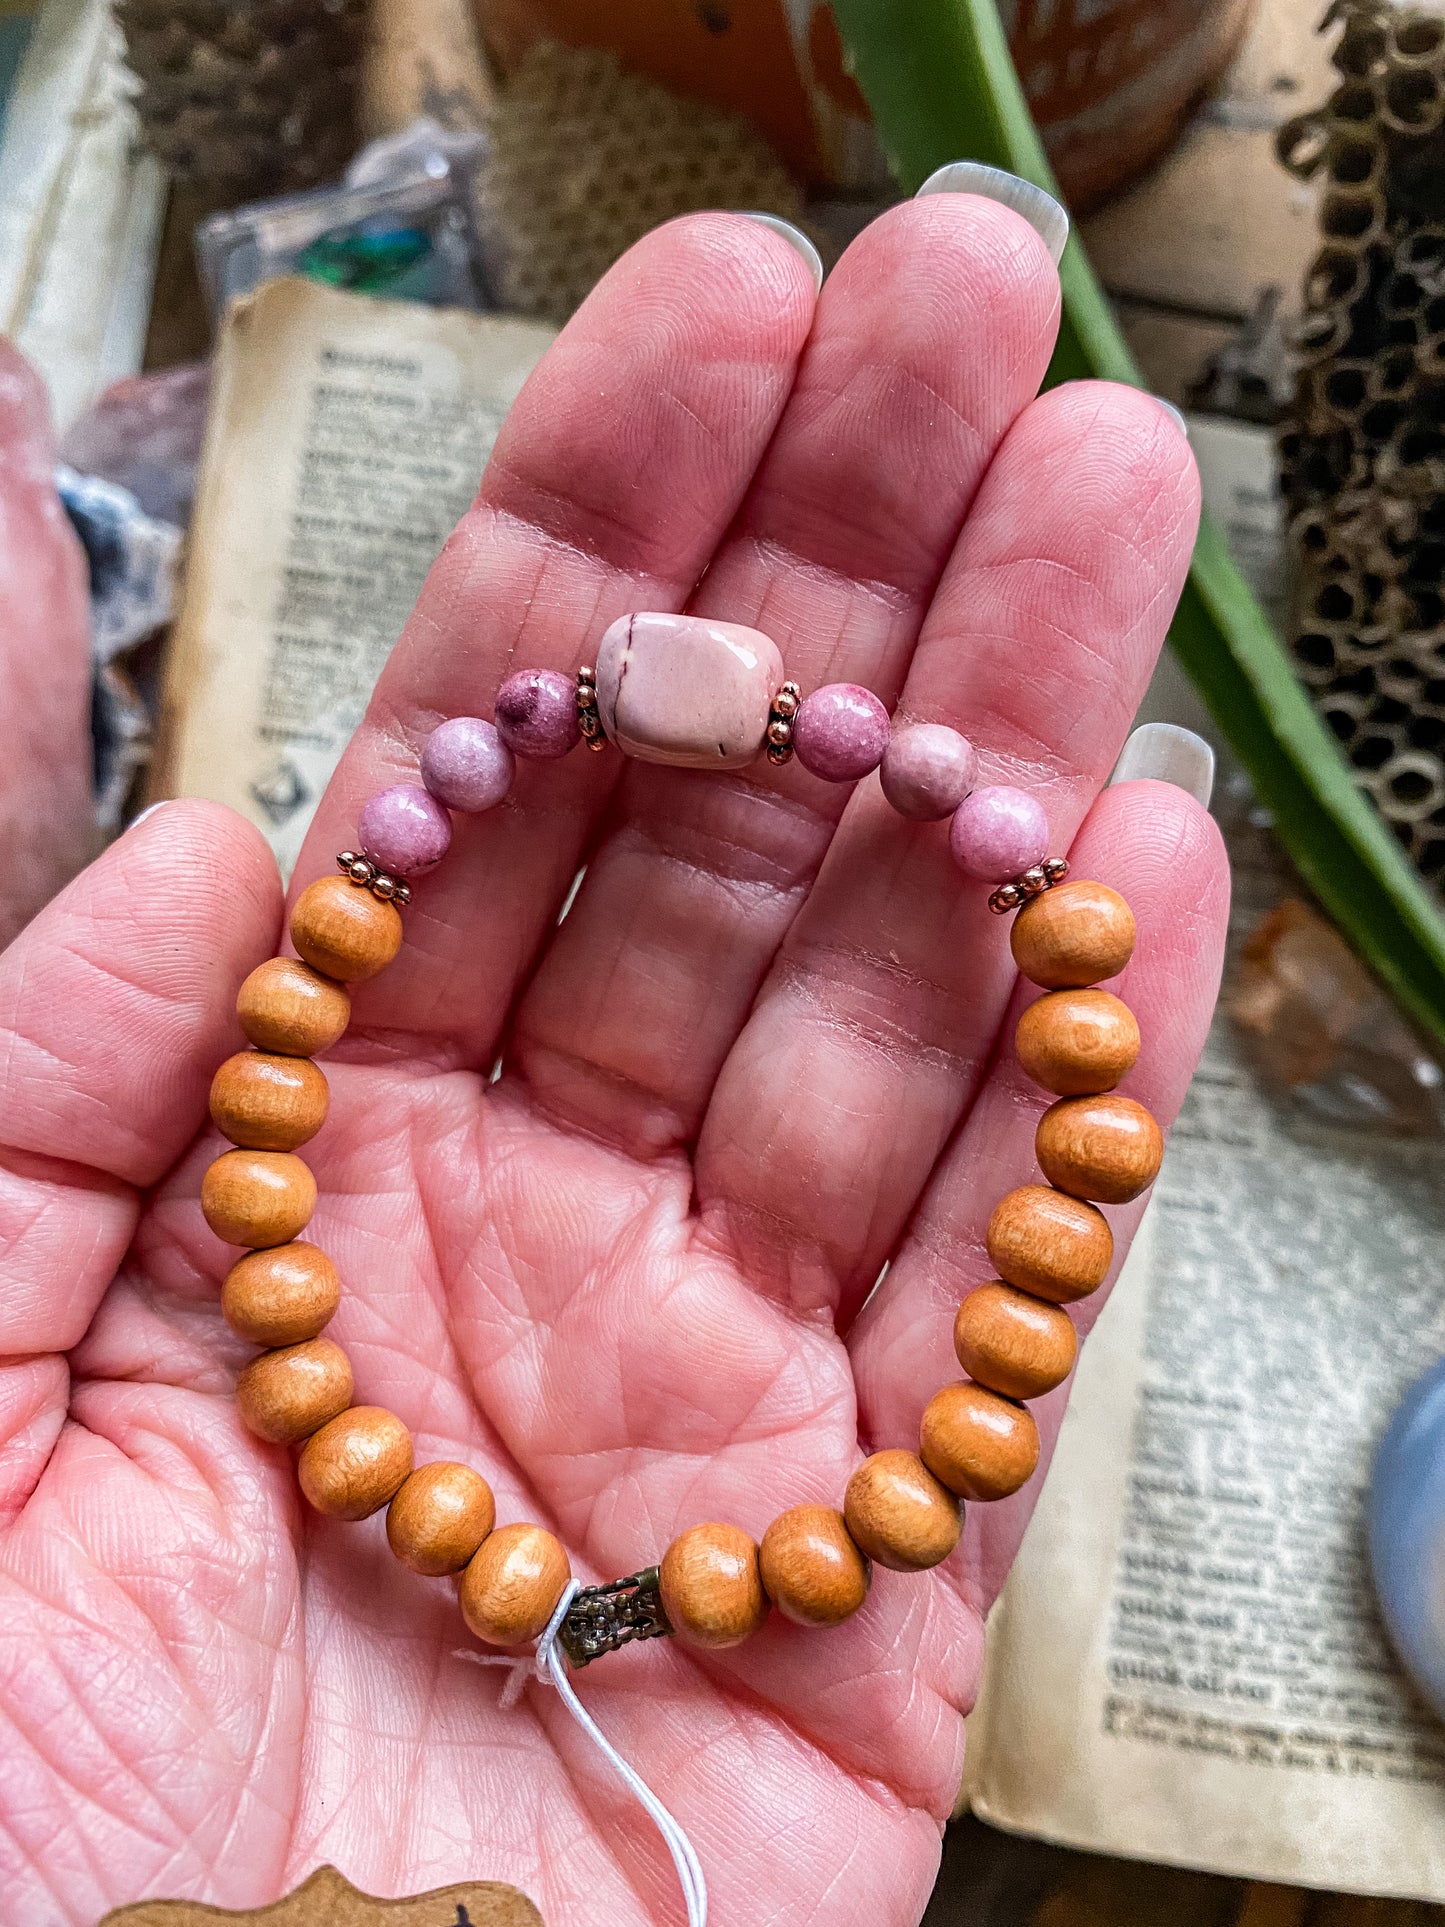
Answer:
(298, 1405, 414, 1520)
(237, 957, 351, 1056)
(1015, 988, 1141, 1097)
(759, 1505, 870, 1627)
(222, 1241, 340, 1346)
(659, 1522, 769, 1650)
(791, 683, 890, 783)
(595, 613, 784, 770)
(921, 1383, 1040, 1502)
(950, 785, 1049, 882)
(843, 1450, 961, 1572)
(420, 716, 515, 813)
(202, 1149, 317, 1248)
(495, 668, 582, 760)
(1036, 1093, 1164, 1204)
(880, 723, 977, 820)
(357, 784, 452, 877)
(986, 1183, 1114, 1304)
(235, 1336, 353, 1444)
(1011, 879, 1135, 989)
(460, 1522, 571, 1647)
(210, 1051, 330, 1152)
(954, 1282, 1078, 1400)
(291, 875, 403, 982)
(387, 1462, 496, 1575)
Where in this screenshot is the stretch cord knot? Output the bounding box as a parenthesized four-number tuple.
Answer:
(457, 1580, 707, 1926)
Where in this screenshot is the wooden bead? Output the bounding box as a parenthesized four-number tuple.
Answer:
(222, 1241, 340, 1345)
(1012, 880, 1136, 989)
(954, 1283, 1078, 1399)
(298, 1405, 413, 1520)
(658, 1522, 768, 1650)
(237, 957, 351, 1056)
(921, 1382, 1040, 1501)
(986, 1184, 1114, 1304)
(202, 1148, 316, 1248)
(460, 1522, 571, 1647)
(387, 1462, 496, 1575)
(210, 1051, 330, 1151)
(1015, 989, 1140, 1097)
(290, 875, 403, 983)
(843, 1450, 960, 1573)
(235, 1337, 352, 1444)
(759, 1505, 870, 1627)
(1036, 1093, 1164, 1204)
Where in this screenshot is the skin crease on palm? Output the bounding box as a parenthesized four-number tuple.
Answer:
(0, 197, 1229, 1927)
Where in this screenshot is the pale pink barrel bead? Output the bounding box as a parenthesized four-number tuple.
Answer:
(881, 723, 977, 820)
(596, 612, 784, 770)
(495, 669, 581, 760)
(791, 683, 890, 783)
(421, 717, 514, 812)
(358, 783, 452, 876)
(950, 784, 1049, 881)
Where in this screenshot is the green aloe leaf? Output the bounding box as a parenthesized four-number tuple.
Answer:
(831, 0, 1445, 1049)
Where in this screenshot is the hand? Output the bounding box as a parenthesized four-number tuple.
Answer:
(0, 201, 1227, 1926)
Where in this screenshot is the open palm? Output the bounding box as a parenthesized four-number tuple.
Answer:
(0, 198, 1227, 1926)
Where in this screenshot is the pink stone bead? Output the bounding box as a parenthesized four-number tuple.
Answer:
(949, 784, 1049, 882)
(880, 723, 978, 820)
(596, 612, 784, 770)
(791, 683, 890, 783)
(494, 669, 581, 760)
(357, 783, 452, 876)
(420, 716, 514, 813)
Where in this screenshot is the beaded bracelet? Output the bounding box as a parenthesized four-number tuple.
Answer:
(203, 612, 1161, 1661)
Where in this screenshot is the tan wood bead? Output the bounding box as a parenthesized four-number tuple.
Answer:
(210, 1050, 330, 1152)
(1036, 1093, 1164, 1204)
(658, 1522, 768, 1650)
(237, 956, 352, 1056)
(221, 1241, 340, 1346)
(986, 1183, 1114, 1304)
(387, 1462, 497, 1575)
(843, 1450, 961, 1573)
(460, 1523, 571, 1647)
(921, 1382, 1040, 1501)
(759, 1505, 870, 1627)
(1011, 879, 1136, 989)
(290, 875, 403, 983)
(202, 1148, 316, 1248)
(954, 1283, 1078, 1400)
(298, 1405, 414, 1520)
(1015, 988, 1141, 1097)
(235, 1336, 352, 1444)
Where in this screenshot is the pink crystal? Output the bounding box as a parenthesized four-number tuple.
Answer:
(949, 785, 1048, 881)
(791, 682, 890, 783)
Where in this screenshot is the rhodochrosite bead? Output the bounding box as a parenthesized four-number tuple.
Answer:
(222, 1241, 340, 1346)
(659, 1521, 769, 1649)
(843, 1450, 961, 1572)
(387, 1462, 496, 1575)
(921, 1382, 1040, 1501)
(791, 682, 890, 782)
(986, 1183, 1114, 1303)
(460, 1523, 571, 1646)
(237, 957, 351, 1055)
(880, 722, 977, 819)
(290, 875, 402, 981)
(494, 668, 581, 759)
(759, 1505, 870, 1626)
(299, 1406, 414, 1519)
(357, 783, 452, 877)
(1036, 1093, 1163, 1204)
(420, 716, 514, 812)
(954, 1283, 1078, 1399)
(1011, 879, 1135, 987)
(595, 613, 784, 770)
(949, 785, 1049, 881)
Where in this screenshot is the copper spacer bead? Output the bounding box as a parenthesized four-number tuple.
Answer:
(990, 881, 1024, 914)
(767, 718, 793, 747)
(1018, 865, 1049, 897)
(774, 685, 801, 719)
(372, 874, 397, 901)
(767, 741, 794, 766)
(1043, 856, 1070, 884)
(585, 733, 607, 753)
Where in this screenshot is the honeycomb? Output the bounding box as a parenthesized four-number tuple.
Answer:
(1277, 2, 1445, 893)
(477, 41, 806, 324)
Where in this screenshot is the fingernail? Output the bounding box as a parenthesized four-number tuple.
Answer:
(740, 212, 824, 291)
(1109, 723, 1215, 809)
(129, 800, 171, 830)
(914, 161, 1069, 266)
(1156, 398, 1189, 438)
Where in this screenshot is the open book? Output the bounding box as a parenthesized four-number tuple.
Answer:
(156, 281, 1445, 1897)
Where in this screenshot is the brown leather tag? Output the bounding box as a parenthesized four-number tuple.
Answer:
(98, 1864, 543, 1927)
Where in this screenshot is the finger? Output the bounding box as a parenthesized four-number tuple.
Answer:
(849, 778, 1229, 1603)
(510, 193, 1063, 1154)
(0, 800, 279, 1362)
(293, 214, 819, 1065)
(696, 383, 1199, 1317)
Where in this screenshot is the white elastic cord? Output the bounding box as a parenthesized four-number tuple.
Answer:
(456, 1580, 707, 1927)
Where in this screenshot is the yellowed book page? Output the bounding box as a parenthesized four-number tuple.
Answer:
(157, 277, 555, 872)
